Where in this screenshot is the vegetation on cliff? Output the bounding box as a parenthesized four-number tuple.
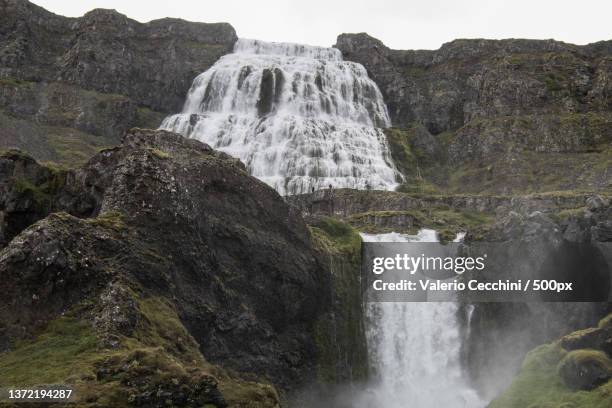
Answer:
(0, 0, 237, 167)
(308, 217, 368, 385)
(490, 314, 612, 408)
(0, 129, 364, 406)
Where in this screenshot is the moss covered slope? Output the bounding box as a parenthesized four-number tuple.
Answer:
(490, 314, 612, 408)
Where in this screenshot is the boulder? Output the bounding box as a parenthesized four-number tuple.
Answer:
(558, 349, 612, 390)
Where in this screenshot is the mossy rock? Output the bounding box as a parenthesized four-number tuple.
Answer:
(558, 349, 612, 390)
(0, 295, 281, 407)
(490, 342, 612, 408)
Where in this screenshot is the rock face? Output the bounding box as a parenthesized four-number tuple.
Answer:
(335, 34, 612, 194)
(459, 198, 612, 399)
(0, 0, 237, 165)
(336, 33, 612, 132)
(0, 129, 367, 405)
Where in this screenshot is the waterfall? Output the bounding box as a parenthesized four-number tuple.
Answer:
(161, 38, 399, 195)
(358, 230, 484, 408)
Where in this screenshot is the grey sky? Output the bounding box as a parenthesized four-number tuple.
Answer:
(33, 0, 612, 50)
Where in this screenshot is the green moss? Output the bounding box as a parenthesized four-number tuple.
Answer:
(559, 349, 612, 372)
(490, 343, 612, 408)
(13, 178, 48, 205)
(219, 380, 280, 408)
(309, 217, 368, 384)
(146, 147, 171, 159)
(132, 297, 204, 365)
(309, 217, 361, 257)
(88, 211, 127, 231)
(598, 314, 612, 329)
(1, 149, 34, 161)
(46, 130, 115, 167)
(0, 77, 34, 87)
(0, 317, 98, 387)
(384, 127, 417, 178)
(544, 72, 566, 93)
(133, 297, 281, 407)
(0, 294, 281, 407)
(550, 207, 587, 222)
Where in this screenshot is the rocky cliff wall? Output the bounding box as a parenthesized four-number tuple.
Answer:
(0, 129, 367, 406)
(336, 34, 612, 194)
(0, 0, 237, 165)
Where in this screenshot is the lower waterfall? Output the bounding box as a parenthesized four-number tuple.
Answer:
(357, 230, 485, 408)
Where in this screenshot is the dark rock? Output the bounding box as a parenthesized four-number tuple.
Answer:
(94, 282, 140, 348)
(0, 128, 365, 395)
(335, 33, 612, 132)
(558, 349, 612, 390)
(586, 195, 609, 212)
(592, 220, 612, 242)
(560, 325, 612, 353)
(0, 0, 237, 165)
(335, 34, 612, 194)
(0, 0, 237, 113)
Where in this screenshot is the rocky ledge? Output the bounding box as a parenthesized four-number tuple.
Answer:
(288, 188, 611, 242)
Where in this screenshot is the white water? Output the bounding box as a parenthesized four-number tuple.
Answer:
(161, 38, 399, 195)
(358, 230, 484, 408)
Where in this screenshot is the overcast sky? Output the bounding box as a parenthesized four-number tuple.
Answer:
(33, 0, 612, 50)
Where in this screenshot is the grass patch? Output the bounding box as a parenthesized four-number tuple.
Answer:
(0, 317, 98, 387)
(0, 295, 281, 406)
(88, 211, 127, 231)
(0, 77, 34, 87)
(550, 207, 587, 222)
(46, 130, 114, 167)
(146, 147, 171, 159)
(12, 167, 66, 211)
(309, 216, 362, 256)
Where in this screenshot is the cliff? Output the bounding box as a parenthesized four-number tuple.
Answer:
(0, 128, 367, 406)
(336, 34, 612, 194)
(0, 0, 237, 165)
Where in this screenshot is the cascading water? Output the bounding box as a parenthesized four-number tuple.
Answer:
(358, 230, 484, 408)
(161, 39, 399, 195)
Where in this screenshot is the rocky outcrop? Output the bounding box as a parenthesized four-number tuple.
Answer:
(0, 0, 237, 165)
(0, 129, 367, 405)
(490, 314, 612, 407)
(336, 34, 612, 194)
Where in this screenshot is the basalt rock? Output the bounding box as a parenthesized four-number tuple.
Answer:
(335, 34, 612, 194)
(0, 129, 365, 404)
(0, 0, 237, 165)
(335, 33, 612, 133)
